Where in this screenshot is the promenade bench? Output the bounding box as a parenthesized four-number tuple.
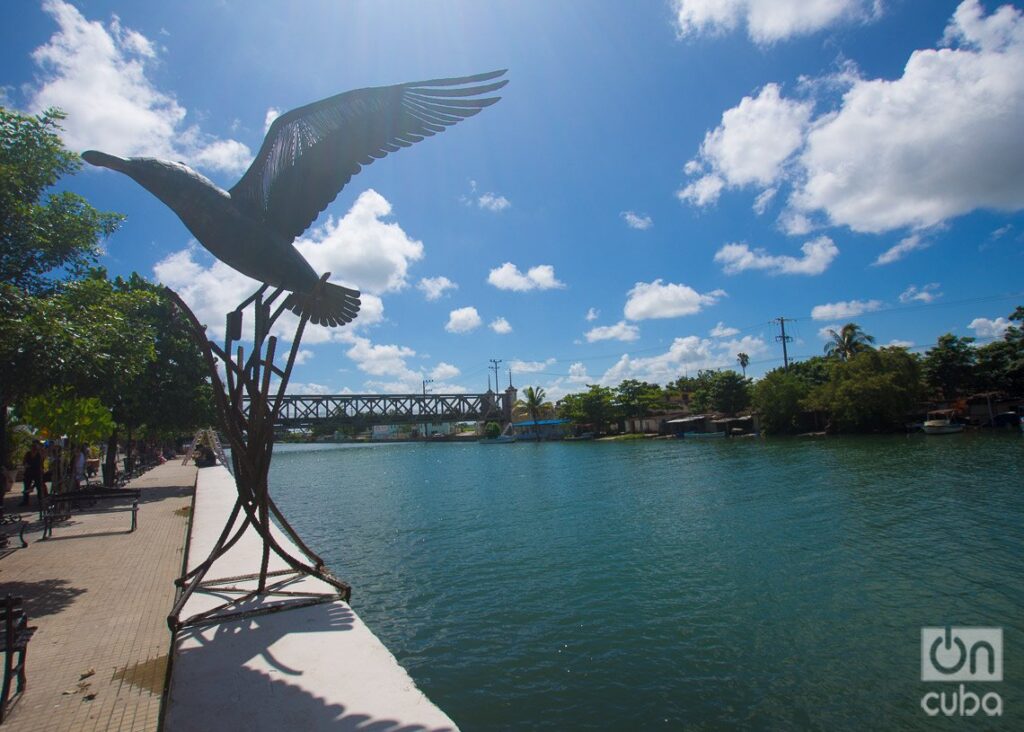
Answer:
(0, 596, 36, 723)
(42, 489, 141, 540)
(0, 515, 28, 551)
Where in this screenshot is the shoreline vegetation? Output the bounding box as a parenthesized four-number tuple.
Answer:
(287, 317, 1023, 444)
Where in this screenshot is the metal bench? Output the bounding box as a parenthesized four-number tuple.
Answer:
(0, 596, 36, 723)
(0, 515, 28, 551)
(42, 489, 141, 539)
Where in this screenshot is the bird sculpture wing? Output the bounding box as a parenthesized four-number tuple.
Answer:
(230, 70, 508, 241)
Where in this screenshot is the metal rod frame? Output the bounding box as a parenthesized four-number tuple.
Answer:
(166, 275, 351, 632)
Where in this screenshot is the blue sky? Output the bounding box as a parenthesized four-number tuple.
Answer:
(2, 0, 1023, 397)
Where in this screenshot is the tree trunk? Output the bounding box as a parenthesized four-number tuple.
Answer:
(0, 396, 9, 471)
(104, 429, 118, 487)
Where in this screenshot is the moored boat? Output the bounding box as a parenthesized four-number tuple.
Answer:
(922, 410, 964, 435)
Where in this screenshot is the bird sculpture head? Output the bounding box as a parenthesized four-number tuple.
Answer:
(83, 70, 508, 327)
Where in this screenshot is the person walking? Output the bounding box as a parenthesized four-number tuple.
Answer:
(21, 441, 45, 508)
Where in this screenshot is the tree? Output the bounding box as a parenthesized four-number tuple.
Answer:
(558, 385, 615, 433)
(0, 106, 123, 469)
(923, 333, 976, 399)
(22, 387, 115, 491)
(521, 386, 548, 438)
(691, 370, 750, 415)
(804, 347, 924, 432)
(1, 107, 122, 294)
(751, 370, 811, 434)
(736, 352, 749, 377)
(824, 323, 876, 361)
(614, 379, 662, 428)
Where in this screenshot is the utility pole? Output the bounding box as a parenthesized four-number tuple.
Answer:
(489, 359, 502, 392)
(775, 317, 793, 371)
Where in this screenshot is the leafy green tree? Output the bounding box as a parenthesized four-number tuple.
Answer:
(691, 370, 750, 415)
(23, 387, 115, 491)
(0, 106, 122, 468)
(558, 385, 615, 433)
(614, 379, 662, 426)
(785, 356, 833, 387)
(1, 107, 122, 294)
(804, 347, 924, 432)
(923, 333, 976, 399)
(751, 370, 811, 434)
(824, 323, 876, 361)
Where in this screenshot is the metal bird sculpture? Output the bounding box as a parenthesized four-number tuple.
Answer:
(82, 69, 508, 327)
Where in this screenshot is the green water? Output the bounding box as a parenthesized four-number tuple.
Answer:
(269, 434, 1024, 730)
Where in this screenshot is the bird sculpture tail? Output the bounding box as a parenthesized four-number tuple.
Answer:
(285, 281, 361, 327)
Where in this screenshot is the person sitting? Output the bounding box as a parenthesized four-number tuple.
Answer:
(195, 445, 216, 468)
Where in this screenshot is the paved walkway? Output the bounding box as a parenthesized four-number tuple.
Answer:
(0, 461, 196, 732)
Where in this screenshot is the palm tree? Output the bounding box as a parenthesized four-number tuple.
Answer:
(825, 322, 876, 361)
(736, 352, 749, 377)
(523, 386, 546, 439)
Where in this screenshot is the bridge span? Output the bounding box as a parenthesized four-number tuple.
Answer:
(249, 387, 518, 428)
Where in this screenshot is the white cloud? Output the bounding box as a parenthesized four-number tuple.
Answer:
(585, 307, 600, 322)
(753, 187, 777, 215)
(287, 382, 333, 395)
(873, 234, 930, 266)
(621, 211, 653, 230)
(509, 358, 556, 373)
(888, 339, 914, 348)
(899, 283, 942, 304)
(793, 1, 1024, 233)
(677, 174, 724, 206)
(714, 235, 838, 275)
(417, 276, 458, 301)
(585, 321, 640, 343)
(478, 192, 511, 212)
(817, 324, 842, 340)
(490, 317, 513, 334)
(673, 0, 880, 43)
(263, 107, 280, 133)
(446, 307, 482, 333)
(344, 335, 417, 383)
(28, 0, 251, 174)
(430, 362, 461, 381)
(678, 84, 812, 206)
(294, 349, 314, 365)
(598, 336, 720, 386)
(968, 316, 1012, 338)
(710, 322, 740, 338)
(680, 2, 1024, 235)
(623, 280, 725, 320)
(487, 263, 565, 291)
(811, 299, 883, 321)
(296, 189, 423, 295)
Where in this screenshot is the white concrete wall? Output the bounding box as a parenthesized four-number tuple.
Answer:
(164, 465, 458, 731)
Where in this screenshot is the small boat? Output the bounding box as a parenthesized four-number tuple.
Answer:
(922, 411, 964, 435)
(479, 424, 516, 444)
(564, 432, 595, 442)
(479, 435, 516, 445)
(682, 431, 727, 439)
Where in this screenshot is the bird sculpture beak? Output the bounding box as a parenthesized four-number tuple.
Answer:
(82, 150, 129, 172)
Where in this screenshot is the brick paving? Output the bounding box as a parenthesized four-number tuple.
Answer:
(0, 461, 196, 732)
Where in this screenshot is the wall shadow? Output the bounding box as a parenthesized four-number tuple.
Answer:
(169, 602, 452, 730)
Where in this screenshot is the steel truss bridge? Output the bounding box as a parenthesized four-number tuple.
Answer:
(247, 389, 517, 428)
